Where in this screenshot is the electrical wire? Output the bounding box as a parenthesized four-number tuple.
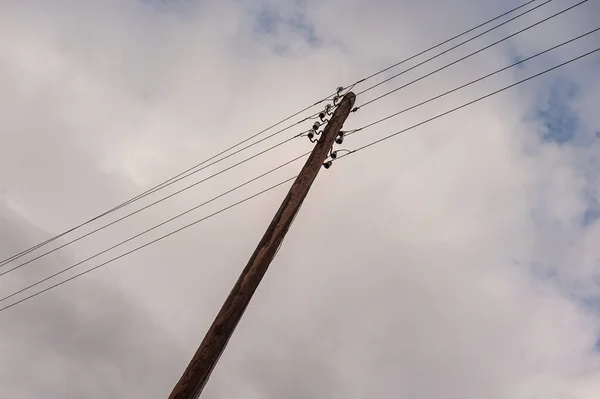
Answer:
(1, 40, 597, 316)
(5, 0, 572, 274)
(347, 0, 539, 88)
(0, 135, 308, 277)
(355, 0, 587, 109)
(13, 19, 589, 281)
(0, 153, 310, 310)
(0, 122, 310, 267)
(0, 0, 543, 267)
(346, 27, 600, 136)
(355, 0, 557, 98)
(354, 0, 556, 99)
(0, 176, 297, 314)
(4, 12, 592, 284)
(343, 47, 600, 156)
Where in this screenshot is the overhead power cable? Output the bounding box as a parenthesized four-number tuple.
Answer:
(344, 46, 600, 156)
(0, 136, 307, 277)
(0, 176, 297, 314)
(346, 0, 539, 88)
(356, 0, 577, 102)
(0, 0, 543, 267)
(0, 122, 309, 267)
(6, 21, 593, 282)
(0, 153, 310, 309)
(347, 27, 600, 135)
(1, 42, 597, 315)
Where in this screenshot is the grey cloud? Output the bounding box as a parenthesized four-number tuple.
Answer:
(0, 204, 184, 399)
(1, 0, 600, 398)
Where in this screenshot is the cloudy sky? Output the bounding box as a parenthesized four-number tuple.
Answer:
(1, 0, 600, 398)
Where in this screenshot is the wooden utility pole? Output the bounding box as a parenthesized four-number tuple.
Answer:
(168, 92, 356, 399)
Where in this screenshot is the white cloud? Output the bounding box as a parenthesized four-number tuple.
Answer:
(0, 0, 599, 398)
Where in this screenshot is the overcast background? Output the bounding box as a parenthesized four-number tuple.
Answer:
(1, 0, 600, 398)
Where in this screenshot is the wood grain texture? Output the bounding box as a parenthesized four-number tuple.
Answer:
(169, 92, 356, 399)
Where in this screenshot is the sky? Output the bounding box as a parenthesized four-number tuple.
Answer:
(1, 0, 600, 398)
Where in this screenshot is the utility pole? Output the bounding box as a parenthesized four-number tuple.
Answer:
(168, 92, 356, 399)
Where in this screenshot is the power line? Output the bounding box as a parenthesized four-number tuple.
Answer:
(0, 153, 310, 310)
(5, 21, 587, 287)
(0, 176, 297, 314)
(0, 0, 542, 267)
(354, 0, 555, 99)
(13, 3, 568, 276)
(349, 0, 539, 87)
(345, 46, 600, 155)
(355, 0, 587, 109)
(347, 27, 600, 135)
(3, 0, 570, 273)
(0, 122, 309, 267)
(2, 43, 597, 315)
(0, 134, 309, 278)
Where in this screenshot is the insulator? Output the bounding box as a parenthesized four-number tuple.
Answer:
(325, 104, 332, 111)
(323, 161, 333, 169)
(319, 112, 326, 120)
(330, 151, 337, 159)
(312, 121, 321, 129)
(336, 86, 344, 95)
(335, 136, 344, 145)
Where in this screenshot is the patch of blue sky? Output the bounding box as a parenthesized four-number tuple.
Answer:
(580, 296, 600, 314)
(252, 1, 321, 47)
(578, 151, 600, 228)
(140, 0, 195, 11)
(287, 10, 319, 45)
(506, 45, 528, 71)
(139, 0, 200, 17)
(575, 295, 600, 353)
(532, 269, 600, 347)
(254, 2, 280, 35)
(582, 191, 600, 227)
(534, 77, 580, 144)
(519, 257, 600, 332)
